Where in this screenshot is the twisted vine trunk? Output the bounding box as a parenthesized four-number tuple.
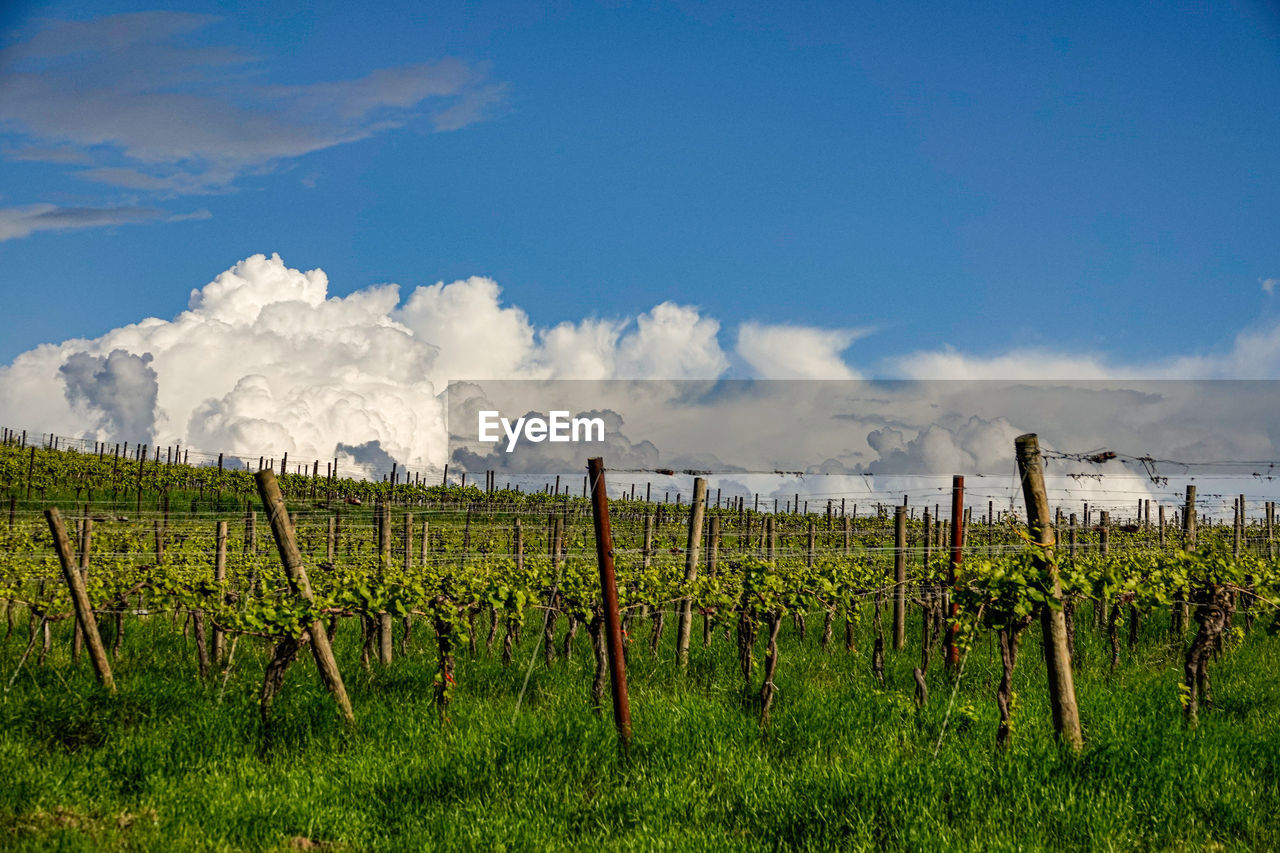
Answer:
(485, 606, 499, 653)
(737, 608, 757, 691)
(1107, 600, 1122, 672)
(433, 610, 457, 720)
(501, 615, 516, 667)
(193, 610, 210, 682)
(400, 615, 413, 655)
(359, 614, 376, 671)
(1184, 584, 1231, 727)
(588, 611, 607, 712)
(650, 607, 665, 656)
(260, 634, 303, 726)
(995, 618, 1031, 747)
(845, 600, 859, 653)
(543, 593, 559, 666)
(759, 611, 783, 727)
(995, 630, 1017, 747)
(561, 614, 579, 662)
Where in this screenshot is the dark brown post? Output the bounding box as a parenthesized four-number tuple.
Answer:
(893, 504, 907, 651)
(254, 471, 355, 724)
(1267, 501, 1275, 561)
(945, 475, 964, 670)
(1183, 485, 1197, 550)
(26, 445, 35, 499)
(1014, 434, 1083, 750)
(586, 457, 632, 753)
(676, 477, 707, 667)
(46, 508, 114, 692)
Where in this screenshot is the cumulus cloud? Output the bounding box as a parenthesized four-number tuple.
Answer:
(735, 322, 868, 379)
(1262, 277, 1276, 295)
(59, 349, 158, 440)
(5, 251, 1280, 500)
(0, 253, 734, 470)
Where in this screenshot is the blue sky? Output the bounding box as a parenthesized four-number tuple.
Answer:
(1, 0, 1278, 369)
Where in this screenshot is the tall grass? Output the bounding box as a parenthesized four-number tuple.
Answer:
(2, 606, 1278, 851)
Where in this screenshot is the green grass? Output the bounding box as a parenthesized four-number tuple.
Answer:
(2, 609, 1279, 851)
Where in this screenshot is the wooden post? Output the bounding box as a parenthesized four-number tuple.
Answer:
(1183, 485, 1197, 551)
(26, 445, 35, 499)
(675, 477, 707, 667)
(1267, 501, 1275, 561)
(403, 512, 413, 574)
(246, 509, 257, 554)
(586, 457, 632, 753)
(45, 508, 114, 692)
(378, 501, 393, 664)
(254, 471, 354, 724)
(421, 520, 430, 567)
(1014, 434, 1083, 750)
(945, 475, 964, 670)
(923, 508, 932, 567)
(213, 521, 227, 662)
(893, 504, 907, 651)
(136, 444, 146, 514)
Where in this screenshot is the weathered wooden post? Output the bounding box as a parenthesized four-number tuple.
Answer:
(1172, 485, 1197, 640)
(893, 504, 907, 651)
(213, 521, 227, 662)
(378, 501, 393, 664)
(45, 508, 114, 693)
(1014, 434, 1083, 751)
(675, 477, 707, 667)
(255, 471, 354, 724)
(945, 475, 964, 671)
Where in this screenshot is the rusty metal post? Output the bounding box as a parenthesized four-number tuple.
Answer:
(587, 457, 632, 753)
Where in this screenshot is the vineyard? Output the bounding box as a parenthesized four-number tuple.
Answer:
(2, 433, 1280, 850)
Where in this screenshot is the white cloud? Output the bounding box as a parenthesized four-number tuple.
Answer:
(0, 203, 194, 241)
(5, 253, 1280, 478)
(0, 12, 506, 237)
(735, 322, 868, 379)
(892, 314, 1280, 381)
(1263, 277, 1277, 295)
(0, 254, 731, 467)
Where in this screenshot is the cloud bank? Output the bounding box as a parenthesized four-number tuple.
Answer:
(2, 253, 1280, 482)
(0, 253, 857, 471)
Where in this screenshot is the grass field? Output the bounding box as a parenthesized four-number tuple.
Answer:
(2, 602, 1279, 851)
